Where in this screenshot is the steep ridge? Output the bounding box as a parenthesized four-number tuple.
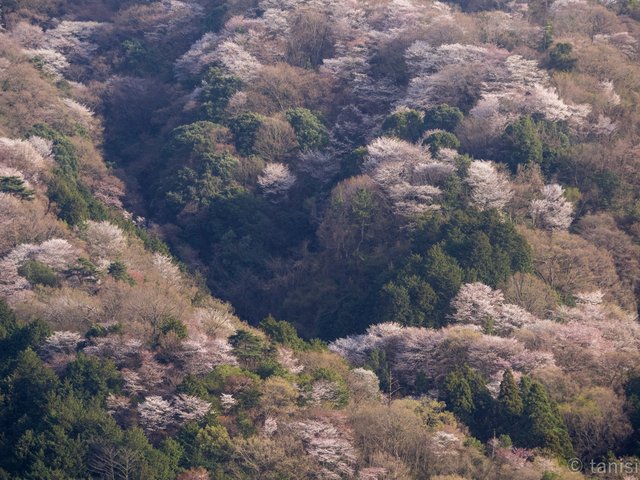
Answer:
(1, 0, 640, 478)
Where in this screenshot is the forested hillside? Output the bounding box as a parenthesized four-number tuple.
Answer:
(2, 0, 640, 478)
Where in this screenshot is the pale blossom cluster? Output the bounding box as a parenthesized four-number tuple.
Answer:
(169, 338, 238, 374)
(220, 393, 238, 411)
(450, 282, 537, 335)
(364, 137, 451, 217)
(213, 41, 262, 82)
(39, 331, 84, 369)
(188, 302, 237, 339)
(594, 32, 638, 58)
(405, 42, 497, 76)
(139, 0, 204, 43)
(28, 136, 54, 159)
(137, 394, 211, 433)
(592, 114, 618, 136)
(330, 323, 553, 393)
(291, 419, 357, 479)
(529, 184, 574, 231)
(264, 416, 278, 436)
(0, 239, 77, 298)
(0, 137, 53, 184)
(402, 41, 591, 135)
(347, 368, 380, 403)
(599, 80, 622, 106)
(121, 352, 168, 395)
(308, 380, 343, 406)
(40, 21, 105, 61)
(277, 346, 304, 374)
(175, 8, 287, 80)
(174, 33, 221, 80)
(23, 48, 70, 78)
(83, 337, 144, 368)
(258, 163, 297, 201)
(152, 253, 182, 285)
(517, 296, 640, 387)
(83, 221, 126, 263)
(62, 98, 95, 133)
(465, 160, 513, 211)
(430, 430, 463, 459)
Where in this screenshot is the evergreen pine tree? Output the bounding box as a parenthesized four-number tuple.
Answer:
(497, 369, 523, 436)
(519, 376, 574, 459)
(0, 176, 35, 200)
(498, 369, 523, 417)
(443, 365, 494, 439)
(443, 368, 475, 419)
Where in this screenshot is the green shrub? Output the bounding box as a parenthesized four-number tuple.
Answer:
(381, 109, 425, 143)
(425, 131, 460, 154)
(17, 260, 58, 287)
(229, 112, 264, 156)
(285, 108, 329, 151)
(423, 104, 464, 132)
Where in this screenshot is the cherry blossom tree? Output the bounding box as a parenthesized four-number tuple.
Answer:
(169, 338, 238, 374)
(308, 379, 343, 406)
(450, 282, 503, 331)
(119, 0, 204, 45)
(83, 337, 144, 368)
(84, 221, 127, 263)
(93, 176, 125, 211)
(466, 160, 513, 211)
(175, 33, 222, 81)
(214, 40, 262, 82)
(27, 136, 54, 161)
(152, 253, 183, 287)
(291, 419, 357, 479)
(39, 330, 83, 360)
(530, 184, 574, 231)
(137, 396, 174, 433)
(258, 163, 296, 201)
(405, 42, 496, 77)
(594, 32, 638, 58)
(364, 137, 447, 217)
(450, 283, 537, 335)
(188, 302, 237, 339)
(136, 351, 169, 393)
(122, 369, 146, 396)
(220, 393, 237, 412)
(277, 346, 303, 374)
(23, 48, 69, 78)
(0, 137, 52, 184)
(173, 394, 212, 423)
(331, 322, 554, 393)
(264, 416, 278, 436)
(348, 368, 380, 404)
(40, 21, 105, 62)
(0, 238, 77, 299)
(137, 394, 211, 434)
(401, 39, 591, 135)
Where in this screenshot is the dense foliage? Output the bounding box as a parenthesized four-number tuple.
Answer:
(2, 0, 640, 477)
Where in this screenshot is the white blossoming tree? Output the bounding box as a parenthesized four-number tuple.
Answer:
(466, 160, 513, 211)
(258, 162, 296, 201)
(530, 184, 574, 231)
